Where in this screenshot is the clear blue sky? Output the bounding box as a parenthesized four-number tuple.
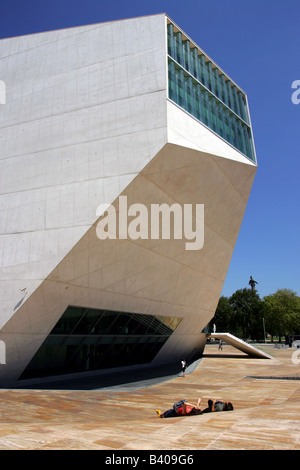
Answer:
(0, 0, 299, 299)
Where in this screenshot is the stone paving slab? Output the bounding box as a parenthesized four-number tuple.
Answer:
(0, 344, 299, 450)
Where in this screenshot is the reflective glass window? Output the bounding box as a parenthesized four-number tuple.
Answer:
(167, 22, 256, 163)
(19, 306, 182, 380)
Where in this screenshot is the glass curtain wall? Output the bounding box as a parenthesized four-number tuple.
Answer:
(167, 22, 256, 163)
(20, 306, 182, 379)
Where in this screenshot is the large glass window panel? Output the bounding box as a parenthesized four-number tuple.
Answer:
(181, 37, 187, 69)
(206, 60, 212, 92)
(177, 32, 183, 65)
(187, 76, 194, 114)
(167, 56, 255, 161)
(50, 306, 86, 334)
(73, 308, 103, 334)
(221, 74, 229, 107)
(167, 23, 174, 57)
(241, 94, 250, 124)
(167, 21, 253, 133)
(238, 91, 246, 123)
(216, 101, 224, 138)
(237, 120, 246, 156)
(208, 62, 215, 96)
(244, 126, 255, 160)
(26, 337, 65, 375)
(192, 48, 198, 79)
(232, 86, 241, 117)
(183, 74, 189, 110)
(214, 68, 221, 100)
(194, 83, 201, 121)
(227, 81, 234, 111)
(93, 310, 120, 334)
(231, 116, 238, 148)
(19, 307, 182, 380)
(64, 337, 94, 373)
(108, 312, 133, 334)
(200, 88, 208, 126)
(224, 109, 232, 143)
(177, 68, 184, 107)
(127, 314, 150, 335)
(173, 29, 178, 62)
(184, 40, 190, 72)
(200, 54, 208, 88)
(168, 60, 176, 102)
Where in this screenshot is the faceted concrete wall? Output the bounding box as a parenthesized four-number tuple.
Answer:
(0, 14, 167, 325)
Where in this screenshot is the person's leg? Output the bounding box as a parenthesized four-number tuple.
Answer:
(161, 408, 177, 418)
(201, 399, 213, 413)
(201, 407, 210, 413)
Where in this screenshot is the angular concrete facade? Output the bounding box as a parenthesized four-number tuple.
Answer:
(0, 14, 256, 386)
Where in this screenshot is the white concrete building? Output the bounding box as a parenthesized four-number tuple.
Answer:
(0, 14, 257, 386)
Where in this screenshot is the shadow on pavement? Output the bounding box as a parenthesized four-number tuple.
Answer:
(10, 359, 201, 392)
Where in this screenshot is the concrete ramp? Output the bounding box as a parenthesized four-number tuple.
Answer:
(208, 333, 273, 359)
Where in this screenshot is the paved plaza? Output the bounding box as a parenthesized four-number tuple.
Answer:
(0, 343, 299, 450)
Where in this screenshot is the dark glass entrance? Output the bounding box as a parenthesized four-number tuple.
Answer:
(20, 306, 182, 380)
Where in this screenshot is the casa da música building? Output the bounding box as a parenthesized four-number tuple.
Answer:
(0, 14, 257, 386)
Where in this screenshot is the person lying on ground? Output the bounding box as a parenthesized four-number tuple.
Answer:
(156, 398, 234, 418)
(201, 399, 234, 413)
(156, 398, 202, 418)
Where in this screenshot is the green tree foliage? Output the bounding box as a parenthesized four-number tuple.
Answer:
(210, 287, 300, 342)
(263, 289, 300, 342)
(229, 288, 263, 340)
(210, 296, 234, 333)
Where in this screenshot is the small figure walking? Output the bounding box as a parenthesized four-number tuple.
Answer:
(218, 340, 223, 350)
(181, 359, 187, 377)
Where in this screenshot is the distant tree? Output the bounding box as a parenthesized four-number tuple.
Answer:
(211, 287, 300, 342)
(210, 289, 264, 340)
(263, 289, 300, 342)
(209, 296, 233, 333)
(229, 288, 264, 340)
